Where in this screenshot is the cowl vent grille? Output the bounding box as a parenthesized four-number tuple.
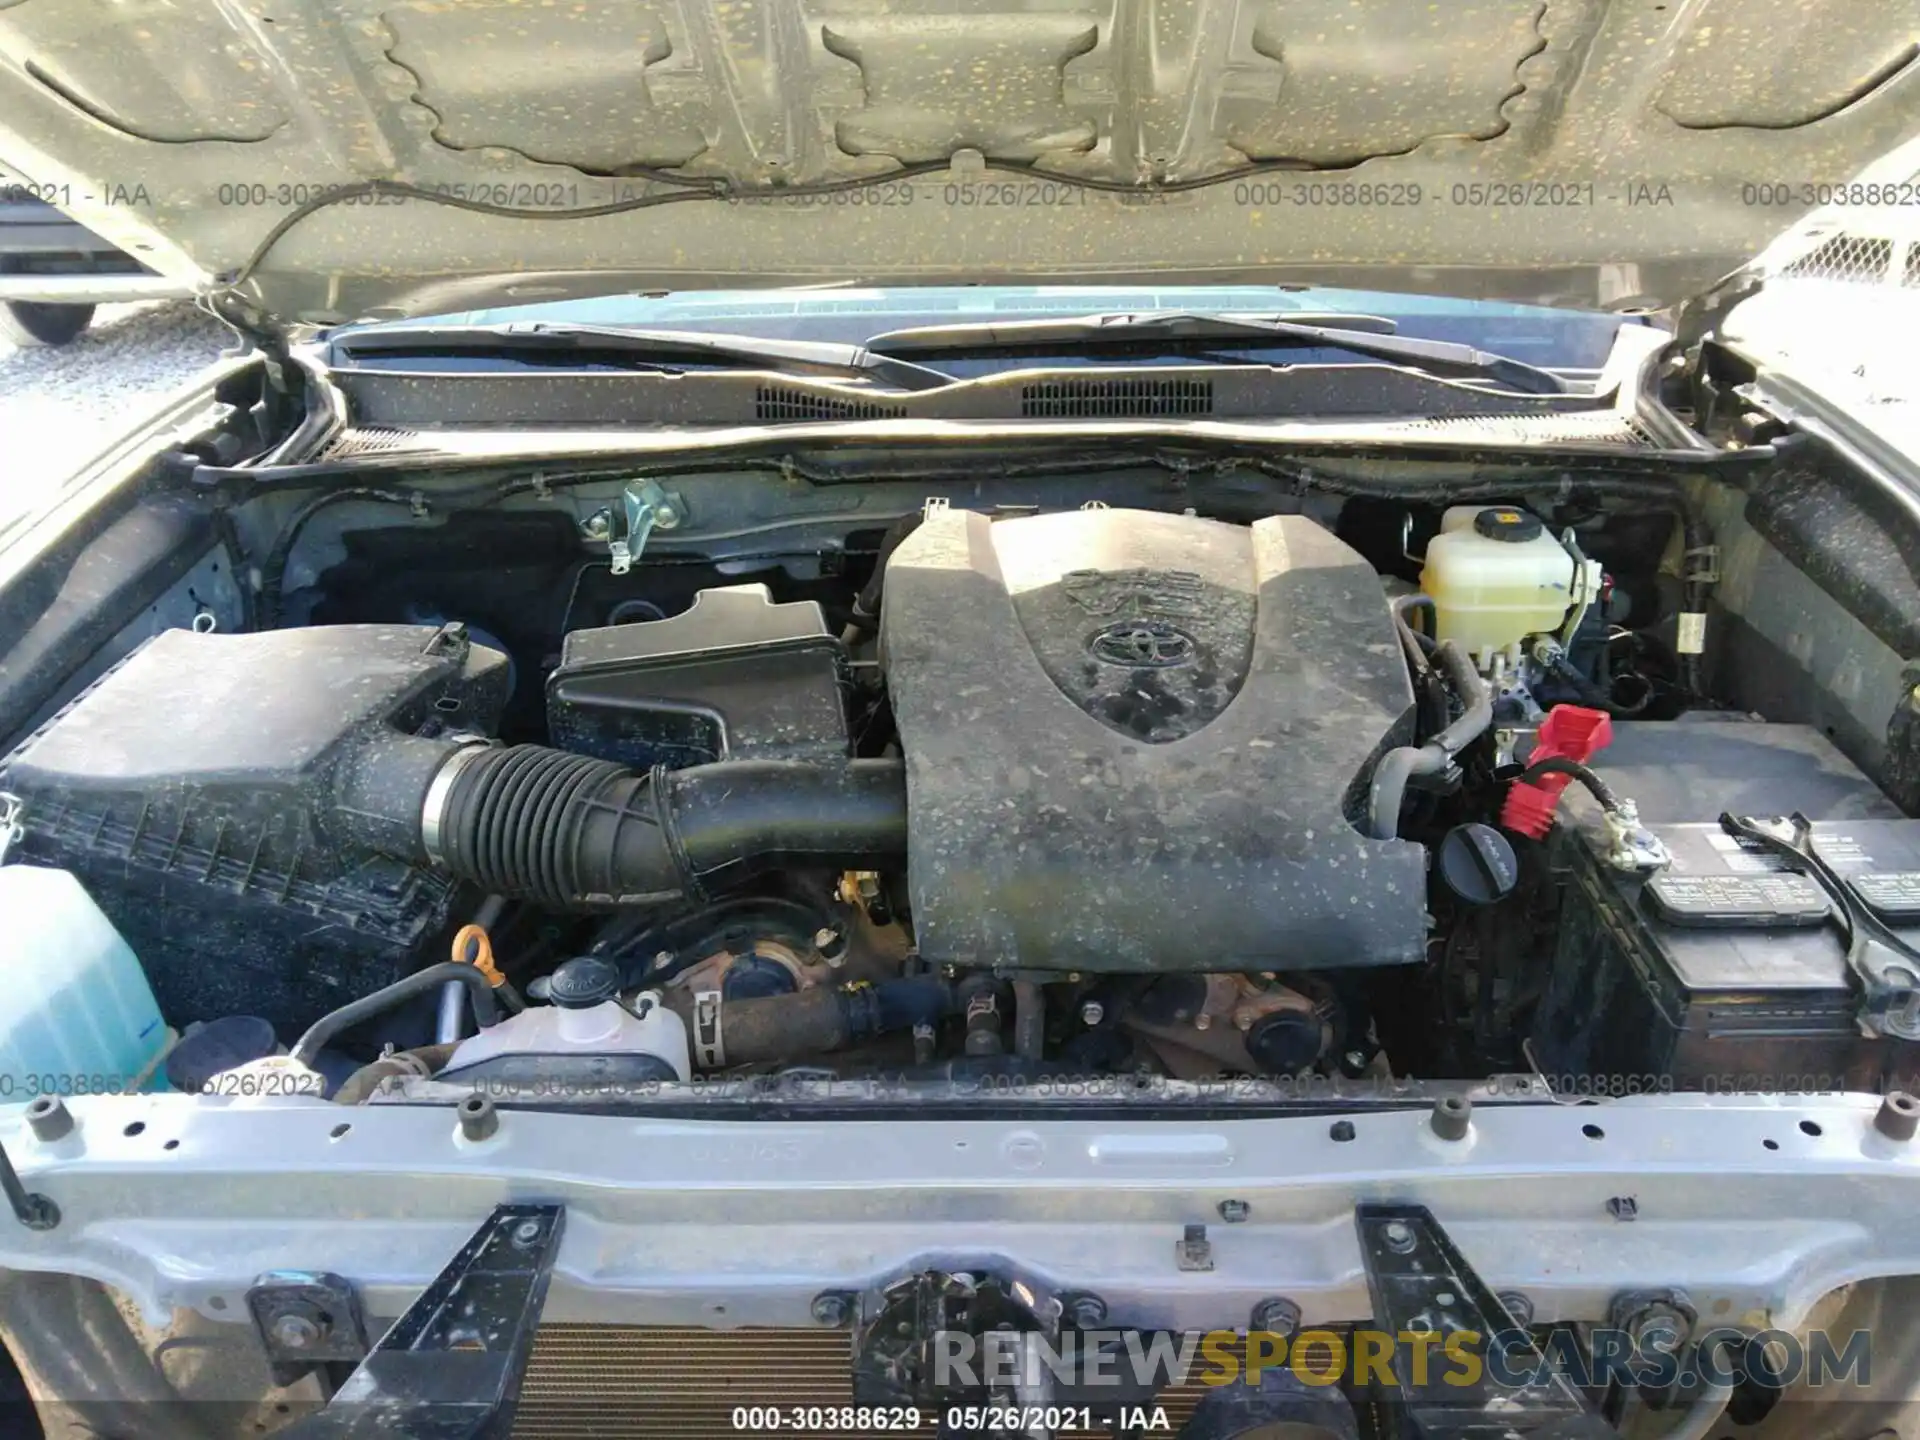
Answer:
(1361, 412, 1660, 446)
(1020, 377, 1213, 417)
(318, 426, 428, 459)
(754, 386, 907, 421)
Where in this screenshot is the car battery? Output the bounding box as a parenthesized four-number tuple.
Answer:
(1532, 818, 1920, 1092)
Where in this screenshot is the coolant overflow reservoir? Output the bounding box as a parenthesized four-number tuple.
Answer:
(1420, 506, 1577, 655)
(443, 967, 691, 1083)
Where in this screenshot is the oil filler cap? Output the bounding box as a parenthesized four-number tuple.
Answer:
(1472, 507, 1544, 543)
(547, 956, 621, 1009)
(1437, 823, 1520, 905)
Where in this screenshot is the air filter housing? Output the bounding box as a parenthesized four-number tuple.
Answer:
(0, 624, 508, 1031)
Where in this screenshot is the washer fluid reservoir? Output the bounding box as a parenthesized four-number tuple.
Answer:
(0, 865, 172, 1092)
(1420, 506, 1577, 656)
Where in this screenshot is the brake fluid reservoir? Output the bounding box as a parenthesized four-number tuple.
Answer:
(0, 865, 171, 1092)
(1420, 506, 1577, 655)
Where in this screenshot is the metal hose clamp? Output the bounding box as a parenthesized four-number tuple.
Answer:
(0, 792, 23, 866)
(420, 744, 490, 866)
(691, 990, 725, 1070)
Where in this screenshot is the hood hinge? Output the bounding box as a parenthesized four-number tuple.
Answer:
(1668, 268, 1766, 372)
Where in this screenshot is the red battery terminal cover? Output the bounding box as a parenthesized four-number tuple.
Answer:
(1502, 705, 1613, 839)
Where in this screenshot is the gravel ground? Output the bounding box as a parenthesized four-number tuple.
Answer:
(0, 299, 231, 529)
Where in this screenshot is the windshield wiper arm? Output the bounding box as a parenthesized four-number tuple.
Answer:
(331, 322, 955, 392)
(867, 311, 1568, 395)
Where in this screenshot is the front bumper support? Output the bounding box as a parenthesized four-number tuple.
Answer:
(2, 1094, 1917, 1340)
(1355, 1203, 1613, 1440)
(281, 1203, 564, 1440)
(270, 1201, 1615, 1440)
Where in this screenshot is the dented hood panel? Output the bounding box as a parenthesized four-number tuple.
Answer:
(0, 0, 1916, 327)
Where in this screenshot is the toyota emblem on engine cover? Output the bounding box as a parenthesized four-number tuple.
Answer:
(1088, 619, 1197, 668)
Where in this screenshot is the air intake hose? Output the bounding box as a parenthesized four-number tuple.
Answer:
(417, 745, 907, 908)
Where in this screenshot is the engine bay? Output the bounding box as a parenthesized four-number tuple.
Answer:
(7, 463, 1920, 1105)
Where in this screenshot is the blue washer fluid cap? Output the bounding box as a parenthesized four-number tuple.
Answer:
(164, 1015, 279, 1094)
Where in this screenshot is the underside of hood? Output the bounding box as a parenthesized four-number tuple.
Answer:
(0, 0, 1915, 329)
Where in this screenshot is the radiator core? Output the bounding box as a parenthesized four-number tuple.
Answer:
(515, 1325, 1206, 1439)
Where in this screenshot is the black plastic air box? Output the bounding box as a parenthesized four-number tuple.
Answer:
(0, 624, 510, 1033)
(547, 583, 849, 770)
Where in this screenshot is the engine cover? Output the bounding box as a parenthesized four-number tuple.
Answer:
(881, 507, 1425, 971)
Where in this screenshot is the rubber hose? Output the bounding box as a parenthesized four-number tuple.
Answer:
(1391, 593, 1452, 738)
(333, 1042, 459, 1105)
(1390, 594, 1436, 676)
(869, 977, 950, 1034)
(849, 513, 925, 632)
(674, 978, 952, 1066)
(1368, 639, 1494, 840)
(291, 963, 500, 1067)
(1426, 641, 1496, 754)
(438, 895, 509, 1045)
(1547, 652, 1651, 718)
(430, 746, 908, 909)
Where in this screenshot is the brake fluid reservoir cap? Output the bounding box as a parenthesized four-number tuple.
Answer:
(1473, 507, 1544, 542)
(548, 956, 621, 1009)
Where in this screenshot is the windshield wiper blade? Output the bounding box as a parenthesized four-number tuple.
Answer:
(867, 311, 1568, 395)
(331, 322, 955, 392)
